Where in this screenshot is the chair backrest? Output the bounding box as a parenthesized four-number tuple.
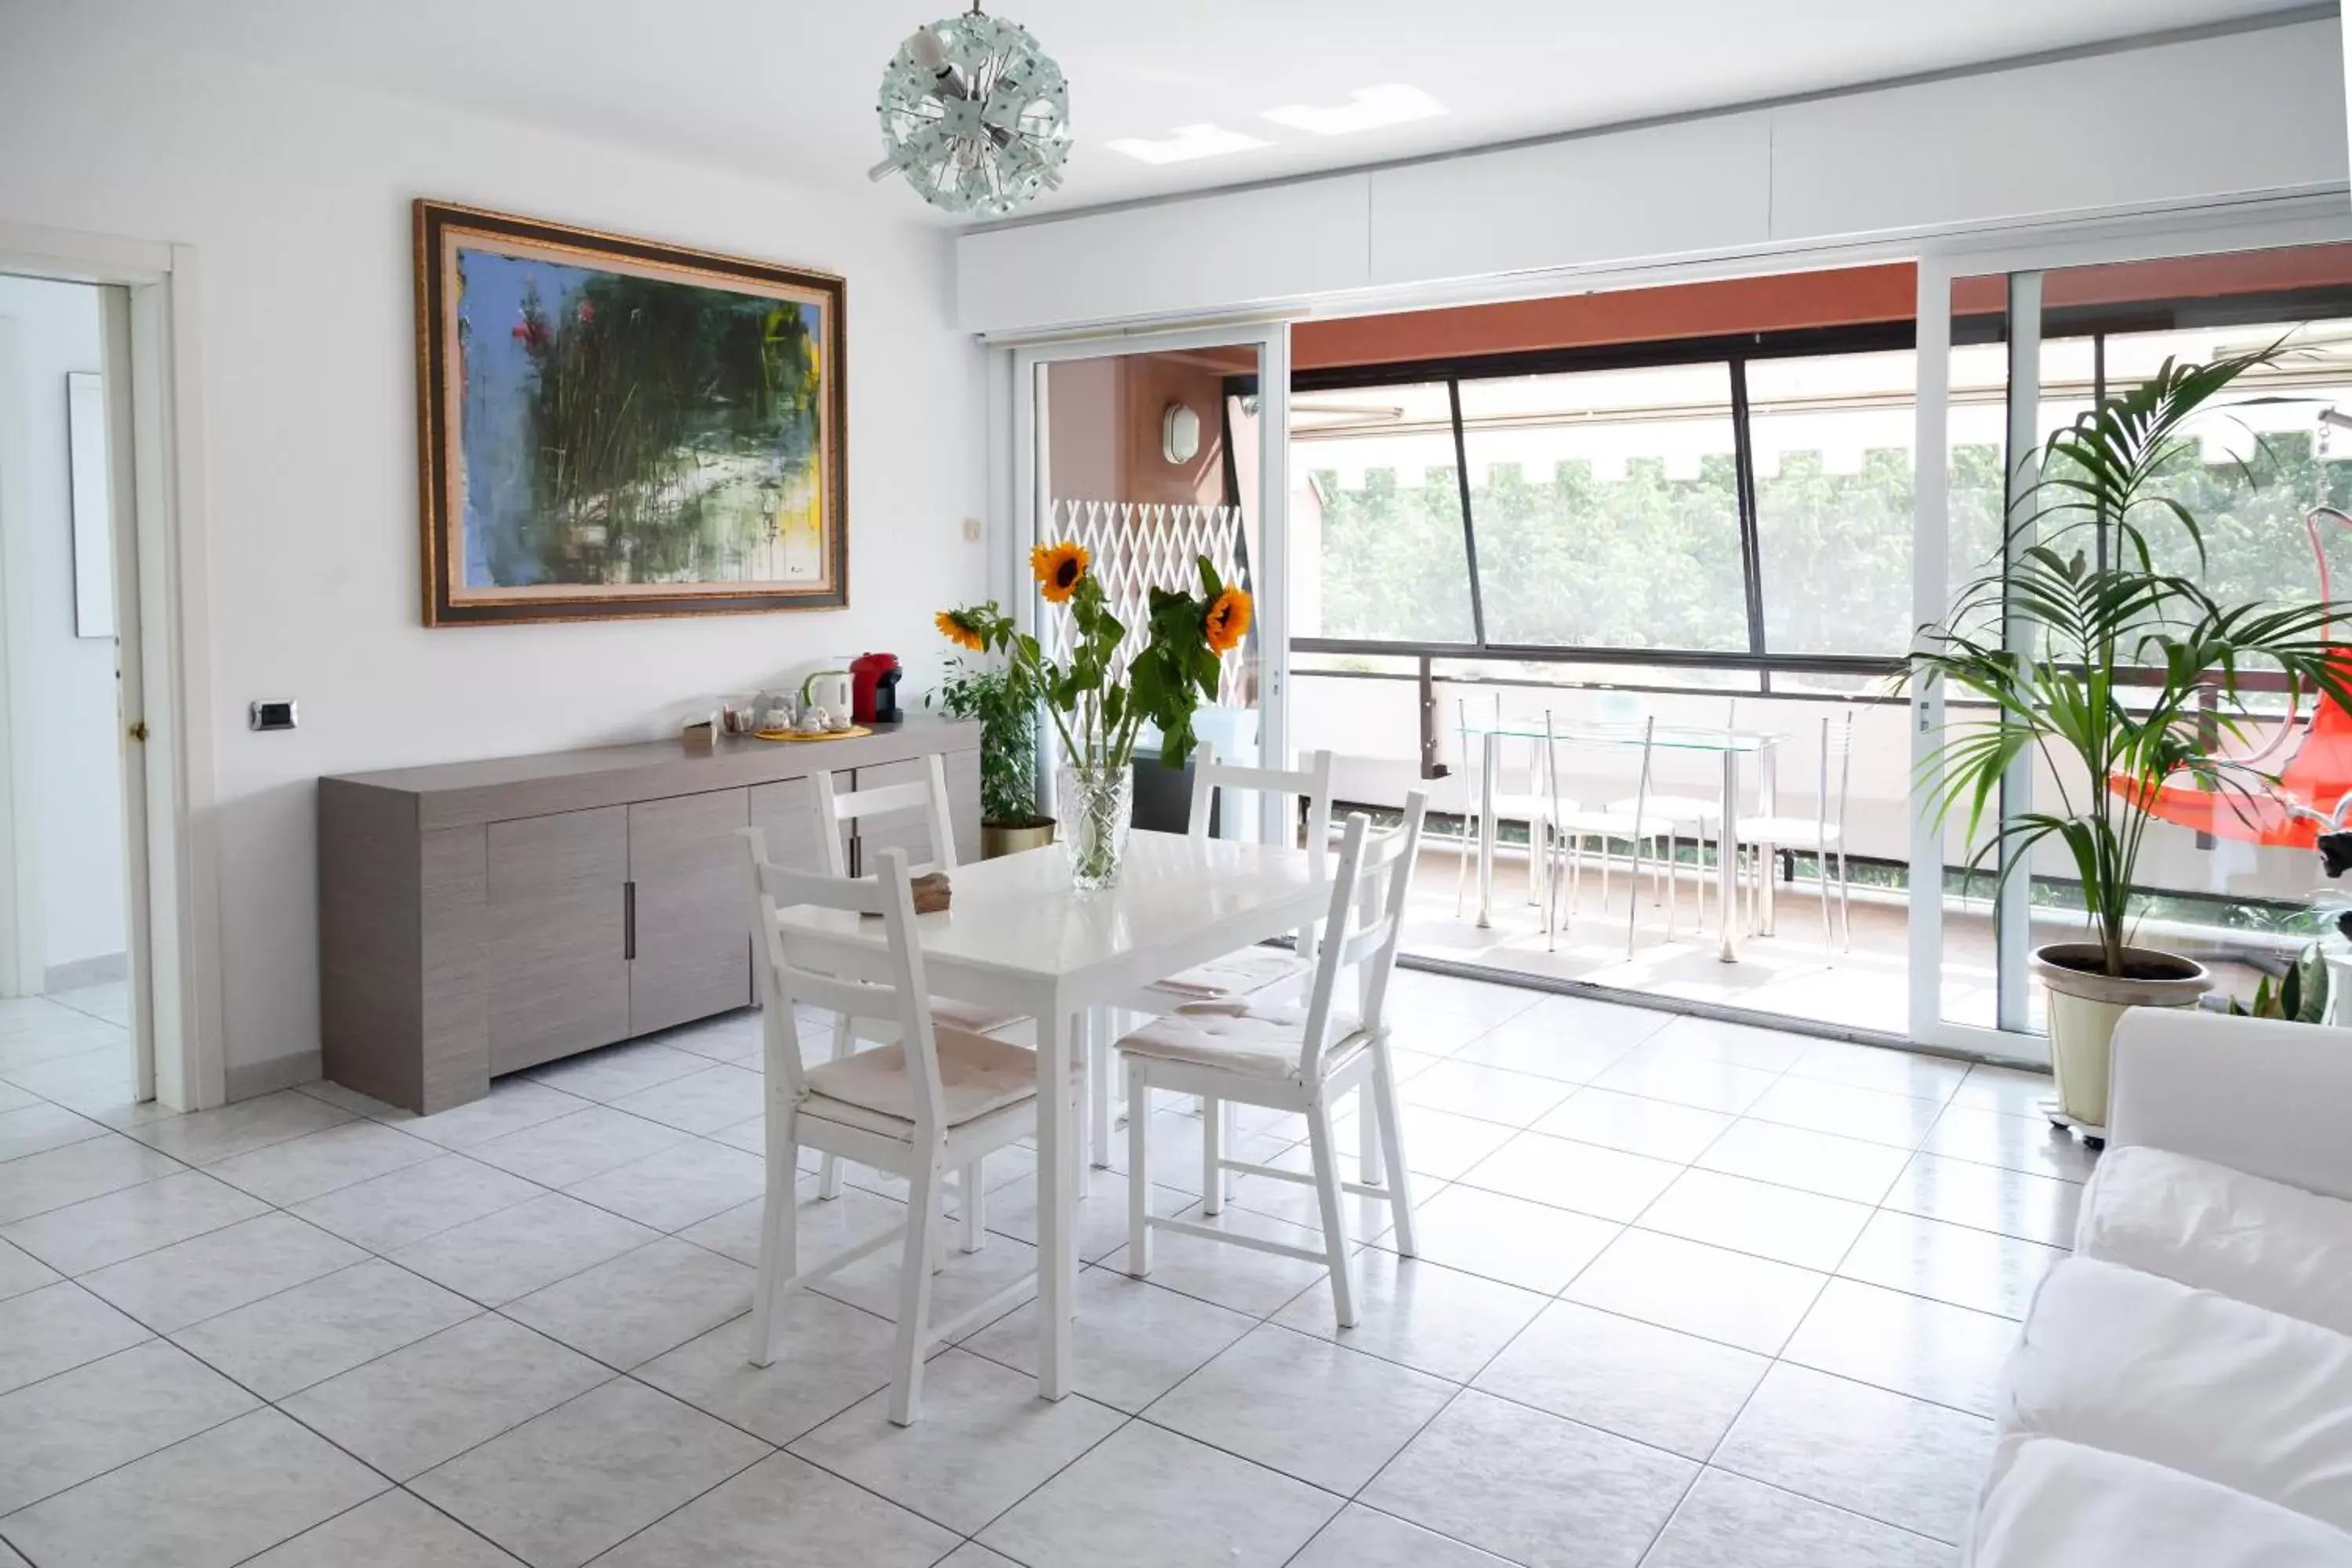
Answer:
(741, 832, 950, 1136)
(811, 753, 957, 877)
(1819, 710, 1856, 829)
(1186, 746, 1335, 856)
(1298, 792, 1429, 1083)
(1546, 711, 1656, 822)
(1457, 694, 1546, 797)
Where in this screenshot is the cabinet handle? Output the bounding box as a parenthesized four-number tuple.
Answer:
(623, 880, 637, 960)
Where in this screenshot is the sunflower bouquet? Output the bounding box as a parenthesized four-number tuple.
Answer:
(937, 543, 1250, 884)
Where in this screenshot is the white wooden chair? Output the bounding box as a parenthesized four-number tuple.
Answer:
(1112, 793, 1428, 1329)
(810, 756, 1027, 1197)
(741, 837, 1065, 1425)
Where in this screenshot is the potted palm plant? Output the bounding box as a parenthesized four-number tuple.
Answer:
(1915, 347, 2352, 1133)
(930, 656, 1055, 858)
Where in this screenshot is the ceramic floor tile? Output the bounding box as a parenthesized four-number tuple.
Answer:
(291, 1152, 546, 1254)
(126, 1088, 354, 1167)
(1362, 1388, 1696, 1568)
(0, 1101, 110, 1163)
(241, 1489, 525, 1567)
(1563, 1229, 1826, 1356)
(1691, 1118, 1910, 1205)
(1780, 1279, 2017, 1418)
(504, 1236, 753, 1369)
(1918, 1104, 2097, 1183)
(1272, 1249, 1548, 1383)
(1947, 1064, 2057, 1117)
(0, 1013, 131, 1072)
(0, 1339, 257, 1512)
(592, 1450, 956, 1568)
(524, 1039, 714, 1102)
(1101, 1204, 1339, 1316)
(401, 1080, 591, 1151)
(0, 1048, 157, 1123)
(980, 1168, 1196, 1264)
(292, 1078, 420, 1123)
(681, 1181, 887, 1269)
(1289, 1504, 1519, 1567)
(1457, 1130, 1683, 1222)
(1145, 1323, 1457, 1493)
(170, 1258, 479, 1399)
(1713, 1363, 1995, 1543)
(0, 1077, 38, 1113)
(77, 1212, 367, 1333)
(1473, 1299, 1769, 1460)
(2, 1170, 270, 1276)
(1399, 1059, 1577, 1127)
(1379, 1181, 1621, 1294)
(0, 1236, 60, 1301)
(1784, 1040, 1968, 1101)
(463, 1105, 690, 1189)
(0, 1407, 386, 1568)
(390, 1192, 659, 1305)
(1643, 1468, 1956, 1566)
(1534, 1087, 1736, 1163)
(410, 1377, 768, 1568)
(1635, 1168, 1875, 1272)
(978, 1420, 1342, 1568)
(1385, 978, 1548, 1054)
(635, 1295, 899, 1444)
(810, 1225, 1039, 1330)
(1327, 1101, 1522, 1183)
(560, 1138, 766, 1232)
(1836, 1209, 2063, 1320)
(788, 1348, 1126, 1535)
(1444, 996, 1655, 1081)
(203, 1120, 441, 1206)
(0, 1280, 151, 1393)
(606, 1063, 768, 1135)
(281, 1313, 613, 1480)
(961, 1265, 1255, 1413)
(0, 1132, 186, 1225)
(1882, 1152, 2082, 1247)
(1742, 1077, 1945, 1149)
(1641, 1014, 1813, 1072)
(1587, 1047, 1782, 1116)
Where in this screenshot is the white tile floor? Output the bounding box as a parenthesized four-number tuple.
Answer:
(0, 971, 2084, 1567)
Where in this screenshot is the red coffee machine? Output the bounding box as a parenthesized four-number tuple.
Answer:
(851, 652, 902, 724)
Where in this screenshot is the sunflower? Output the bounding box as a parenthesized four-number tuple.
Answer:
(935, 608, 985, 652)
(1203, 585, 1253, 655)
(1030, 541, 1091, 604)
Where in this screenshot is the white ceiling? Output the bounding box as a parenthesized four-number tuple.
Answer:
(100, 0, 2319, 227)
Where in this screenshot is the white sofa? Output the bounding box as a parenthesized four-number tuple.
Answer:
(1967, 1009, 2352, 1566)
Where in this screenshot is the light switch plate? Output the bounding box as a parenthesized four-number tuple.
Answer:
(249, 700, 298, 731)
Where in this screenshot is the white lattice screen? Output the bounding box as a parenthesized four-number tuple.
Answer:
(1046, 499, 1251, 707)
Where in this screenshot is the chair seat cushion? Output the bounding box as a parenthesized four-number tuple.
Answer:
(927, 998, 1029, 1035)
(1968, 1434, 2352, 1568)
(1145, 947, 1312, 1006)
(1115, 999, 1364, 1081)
(2002, 1256, 2352, 1533)
(2078, 1145, 2352, 1338)
(800, 1025, 1054, 1138)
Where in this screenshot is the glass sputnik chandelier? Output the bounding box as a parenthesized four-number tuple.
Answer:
(869, 5, 1073, 217)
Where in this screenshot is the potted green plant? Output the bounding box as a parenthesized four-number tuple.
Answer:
(1913, 347, 2352, 1131)
(931, 655, 1055, 858)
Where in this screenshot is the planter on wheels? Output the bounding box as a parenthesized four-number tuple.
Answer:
(2031, 942, 2211, 1138)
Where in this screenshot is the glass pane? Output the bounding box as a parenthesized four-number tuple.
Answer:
(1457, 363, 1748, 651)
(1747, 350, 1915, 655)
(1288, 380, 1476, 642)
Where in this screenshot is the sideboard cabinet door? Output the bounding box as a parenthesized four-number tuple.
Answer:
(628, 788, 751, 1036)
(485, 805, 630, 1075)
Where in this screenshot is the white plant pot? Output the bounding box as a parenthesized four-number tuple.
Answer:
(2032, 942, 2212, 1129)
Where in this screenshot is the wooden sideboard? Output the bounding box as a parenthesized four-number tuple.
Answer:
(318, 718, 981, 1113)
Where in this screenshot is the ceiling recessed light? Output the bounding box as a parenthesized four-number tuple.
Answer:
(1261, 84, 1447, 136)
(1104, 123, 1272, 165)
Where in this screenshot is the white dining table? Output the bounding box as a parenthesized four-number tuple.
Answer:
(771, 828, 1330, 1401)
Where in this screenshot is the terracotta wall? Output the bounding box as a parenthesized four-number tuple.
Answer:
(1045, 351, 1231, 508)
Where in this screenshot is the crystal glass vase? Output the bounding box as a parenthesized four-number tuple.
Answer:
(1057, 762, 1134, 891)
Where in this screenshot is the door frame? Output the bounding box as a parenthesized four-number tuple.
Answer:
(1007, 321, 1294, 839)
(0, 220, 224, 1110)
(1907, 194, 2352, 1062)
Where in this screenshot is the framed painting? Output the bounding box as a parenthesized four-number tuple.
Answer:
(413, 200, 848, 625)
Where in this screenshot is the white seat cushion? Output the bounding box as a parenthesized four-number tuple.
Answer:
(1145, 947, 1312, 1005)
(1969, 1434, 2352, 1568)
(799, 1026, 1050, 1138)
(2078, 1145, 2352, 1338)
(927, 998, 1028, 1035)
(1115, 999, 1363, 1082)
(2002, 1256, 2352, 1532)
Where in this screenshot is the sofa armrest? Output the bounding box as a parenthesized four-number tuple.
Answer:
(2108, 1008, 2352, 1201)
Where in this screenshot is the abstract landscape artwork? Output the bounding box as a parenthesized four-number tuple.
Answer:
(414, 201, 848, 624)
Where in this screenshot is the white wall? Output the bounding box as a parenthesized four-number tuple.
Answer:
(960, 17, 2350, 333)
(0, 277, 127, 987)
(0, 18, 988, 1090)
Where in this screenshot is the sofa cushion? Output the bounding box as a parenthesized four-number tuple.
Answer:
(2079, 1145, 2352, 1338)
(2004, 1257, 2352, 1533)
(1969, 1434, 2352, 1567)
